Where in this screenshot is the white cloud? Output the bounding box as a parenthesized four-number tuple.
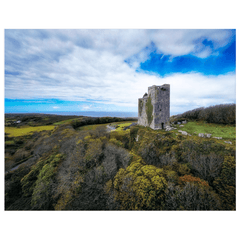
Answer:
(150, 29, 234, 58)
(81, 104, 92, 110)
(4, 29, 236, 114)
(53, 106, 60, 109)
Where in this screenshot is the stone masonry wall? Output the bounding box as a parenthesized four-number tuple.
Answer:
(138, 84, 170, 130)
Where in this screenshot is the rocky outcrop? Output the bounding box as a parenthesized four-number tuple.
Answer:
(178, 130, 190, 136)
(213, 137, 222, 140)
(198, 133, 212, 138)
(165, 126, 177, 131)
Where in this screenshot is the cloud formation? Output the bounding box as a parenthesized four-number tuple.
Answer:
(5, 29, 236, 114)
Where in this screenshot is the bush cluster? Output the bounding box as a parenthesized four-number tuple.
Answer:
(5, 116, 236, 210)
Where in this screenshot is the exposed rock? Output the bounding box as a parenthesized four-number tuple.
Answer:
(165, 126, 175, 131)
(182, 120, 187, 124)
(213, 137, 222, 140)
(224, 141, 232, 144)
(198, 133, 212, 138)
(136, 135, 139, 142)
(179, 125, 184, 127)
(178, 130, 188, 136)
(107, 125, 116, 132)
(177, 122, 181, 124)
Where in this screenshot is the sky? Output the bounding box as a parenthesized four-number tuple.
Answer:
(5, 29, 236, 115)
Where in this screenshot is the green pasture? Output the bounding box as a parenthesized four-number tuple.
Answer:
(5, 125, 55, 137)
(53, 118, 81, 125)
(78, 121, 135, 131)
(114, 122, 132, 132)
(78, 123, 109, 131)
(175, 121, 236, 140)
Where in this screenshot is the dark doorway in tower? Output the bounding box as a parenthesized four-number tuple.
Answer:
(161, 123, 164, 129)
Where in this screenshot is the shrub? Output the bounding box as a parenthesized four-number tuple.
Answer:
(12, 149, 31, 163)
(30, 154, 64, 210)
(212, 156, 236, 210)
(102, 143, 131, 179)
(109, 155, 168, 210)
(179, 175, 209, 187)
(84, 138, 103, 168)
(5, 164, 31, 209)
(109, 138, 124, 147)
(183, 152, 224, 183)
(178, 182, 221, 210)
(110, 131, 130, 149)
(165, 182, 221, 210)
(53, 137, 130, 210)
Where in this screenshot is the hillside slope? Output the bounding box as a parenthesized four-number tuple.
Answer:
(5, 116, 236, 210)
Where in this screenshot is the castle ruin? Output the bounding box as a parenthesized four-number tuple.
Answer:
(138, 84, 170, 130)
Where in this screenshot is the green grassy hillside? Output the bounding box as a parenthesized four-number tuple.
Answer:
(174, 121, 236, 140)
(5, 125, 56, 137)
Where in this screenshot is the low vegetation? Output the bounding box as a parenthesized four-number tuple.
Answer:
(5, 109, 236, 210)
(173, 121, 236, 140)
(114, 122, 133, 132)
(5, 125, 56, 137)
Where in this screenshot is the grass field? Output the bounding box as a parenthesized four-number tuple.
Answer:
(78, 123, 109, 131)
(114, 122, 132, 132)
(78, 121, 136, 131)
(175, 121, 236, 140)
(53, 118, 81, 125)
(5, 125, 56, 137)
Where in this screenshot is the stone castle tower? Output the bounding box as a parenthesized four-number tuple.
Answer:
(138, 84, 170, 130)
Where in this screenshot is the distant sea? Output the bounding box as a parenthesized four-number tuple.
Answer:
(6, 111, 138, 118)
(51, 111, 138, 118)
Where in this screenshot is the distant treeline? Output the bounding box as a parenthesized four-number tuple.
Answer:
(71, 117, 137, 129)
(174, 104, 236, 124)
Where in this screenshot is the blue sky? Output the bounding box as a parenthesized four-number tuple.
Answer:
(5, 29, 236, 115)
